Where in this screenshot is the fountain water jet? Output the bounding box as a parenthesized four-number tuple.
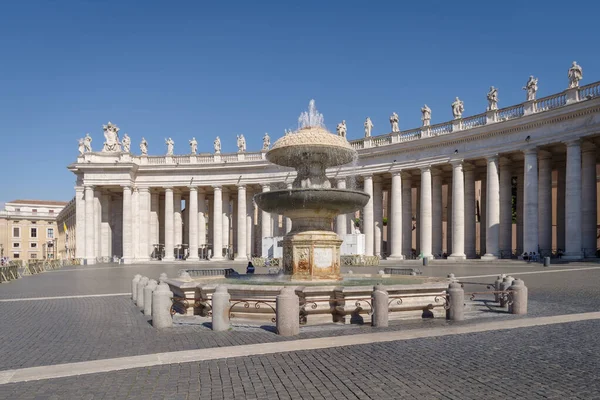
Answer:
(254, 100, 369, 280)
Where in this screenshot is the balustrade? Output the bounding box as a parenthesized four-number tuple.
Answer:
(535, 93, 566, 112)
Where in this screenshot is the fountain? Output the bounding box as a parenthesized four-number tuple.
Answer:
(254, 100, 370, 280)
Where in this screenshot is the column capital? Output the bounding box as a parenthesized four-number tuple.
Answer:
(261, 183, 270, 191)
(538, 150, 552, 160)
(450, 159, 464, 167)
(211, 185, 222, 190)
(485, 154, 499, 162)
(419, 165, 431, 173)
(522, 147, 538, 156)
(236, 184, 247, 191)
(137, 186, 150, 193)
(498, 156, 512, 167)
(188, 186, 198, 192)
(564, 139, 581, 148)
(462, 162, 475, 172)
(163, 186, 174, 192)
(362, 174, 373, 180)
(74, 186, 85, 193)
(391, 170, 403, 177)
(581, 140, 596, 153)
(401, 171, 413, 180)
(83, 183, 95, 189)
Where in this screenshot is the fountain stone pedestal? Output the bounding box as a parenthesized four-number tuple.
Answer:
(284, 230, 343, 281)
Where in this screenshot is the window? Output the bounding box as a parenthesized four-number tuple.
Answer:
(12, 227, 20, 238)
(30, 243, 37, 248)
(13, 253, 20, 259)
(47, 228, 54, 239)
(30, 228, 37, 238)
(30, 253, 38, 259)
(12, 243, 20, 248)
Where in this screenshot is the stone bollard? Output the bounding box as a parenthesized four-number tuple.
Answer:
(131, 274, 142, 301)
(371, 284, 389, 327)
(543, 257, 550, 267)
(211, 285, 231, 332)
(508, 279, 528, 315)
(447, 282, 464, 321)
(152, 282, 173, 329)
(144, 279, 158, 316)
(159, 272, 168, 283)
(276, 287, 300, 336)
(136, 276, 149, 309)
(494, 275, 504, 302)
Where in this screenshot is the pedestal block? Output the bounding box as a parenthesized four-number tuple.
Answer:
(283, 230, 342, 281)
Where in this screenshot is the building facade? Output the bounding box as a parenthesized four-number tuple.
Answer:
(67, 65, 600, 264)
(0, 200, 68, 261)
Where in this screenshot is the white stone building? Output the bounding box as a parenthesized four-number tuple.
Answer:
(67, 65, 600, 264)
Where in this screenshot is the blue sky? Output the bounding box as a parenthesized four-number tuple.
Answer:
(0, 0, 598, 205)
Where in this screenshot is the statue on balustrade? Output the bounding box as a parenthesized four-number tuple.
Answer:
(451, 97, 464, 119)
(336, 120, 347, 137)
(364, 117, 373, 137)
(262, 132, 270, 150)
(487, 86, 498, 111)
(122, 133, 131, 153)
(284, 129, 292, 136)
(389, 112, 399, 132)
(140, 137, 148, 155)
(102, 122, 121, 152)
(165, 137, 174, 156)
(523, 76, 538, 101)
(78, 138, 85, 155)
(83, 133, 93, 153)
(237, 134, 246, 152)
(214, 136, 221, 154)
(568, 61, 583, 88)
(421, 104, 431, 126)
(189, 137, 198, 155)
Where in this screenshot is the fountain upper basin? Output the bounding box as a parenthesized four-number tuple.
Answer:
(254, 188, 369, 217)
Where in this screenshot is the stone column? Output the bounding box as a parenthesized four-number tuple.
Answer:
(402, 173, 412, 258)
(222, 189, 230, 256)
(447, 180, 452, 255)
(132, 188, 140, 259)
(138, 187, 150, 261)
(556, 162, 566, 252)
(464, 165, 476, 258)
(538, 152, 553, 255)
(94, 189, 101, 261)
(246, 189, 254, 258)
(163, 187, 175, 261)
(101, 193, 111, 258)
(420, 167, 433, 259)
(285, 183, 293, 234)
(232, 198, 237, 254)
(482, 155, 500, 260)
(75, 186, 85, 259)
(499, 158, 513, 257)
(187, 186, 199, 261)
(415, 186, 421, 254)
(373, 176, 383, 258)
(388, 171, 403, 259)
(122, 186, 133, 264)
(449, 161, 466, 260)
(516, 167, 524, 254)
(235, 185, 247, 261)
(565, 140, 582, 259)
(523, 148, 539, 255)
(480, 177, 486, 256)
(211, 186, 224, 261)
(336, 179, 348, 236)
(198, 189, 207, 249)
(581, 142, 597, 257)
(363, 175, 374, 257)
(260, 184, 271, 256)
(84, 185, 95, 265)
(174, 192, 182, 247)
(150, 192, 159, 251)
(431, 171, 443, 257)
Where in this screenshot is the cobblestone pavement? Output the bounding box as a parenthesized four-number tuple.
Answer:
(1, 319, 599, 399)
(0, 262, 599, 399)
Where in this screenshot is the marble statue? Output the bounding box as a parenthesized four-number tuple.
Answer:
(214, 136, 221, 154)
(568, 61, 583, 88)
(83, 133, 93, 153)
(140, 137, 148, 155)
(122, 134, 131, 153)
(336, 120, 347, 137)
(389, 112, 399, 132)
(487, 86, 498, 111)
(262, 132, 270, 150)
(364, 117, 373, 137)
(523, 76, 538, 101)
(165, 138, 174, 156)
(284, 129, 291, 136)
(451, 97, 464, 119)
(189, 137, 198, 155)
(421, 105, 431, 126)
(78, 138, 85, 155)
(237, 134, 246, 152)
(102, 122, 121, 152)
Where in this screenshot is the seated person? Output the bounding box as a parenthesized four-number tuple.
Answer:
(246, 262, 255, 274)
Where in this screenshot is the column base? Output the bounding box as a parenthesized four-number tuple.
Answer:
(481, 254, 498, 261)
(122, 258, 135, 265)
(210, 256, 225, 261)
(387, 254, 405, 260)
(234, 256, 248, 261)
(187, 256, 200, 262)
(163, 256, 175, 262)
(85, 257, 96, 265)
(448, 254, 466, 261)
